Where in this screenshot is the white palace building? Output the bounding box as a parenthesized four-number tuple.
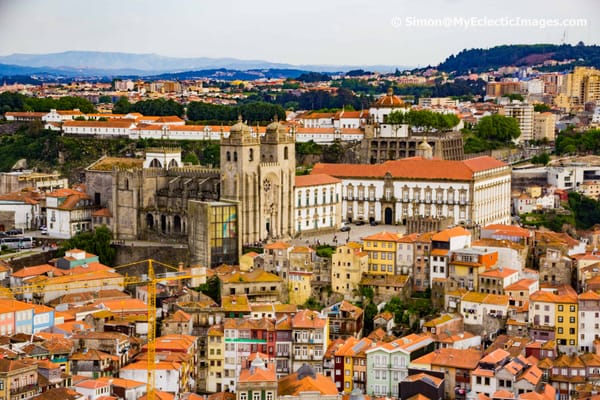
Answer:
(311, 144, 511, 227)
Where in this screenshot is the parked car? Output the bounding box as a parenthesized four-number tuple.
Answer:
(6, 229, 23, 235)
(340, 225, 351, 232)
(369, 220, 379, 226)
(40, 227, 48, 235)
(354, 220, 366, 226)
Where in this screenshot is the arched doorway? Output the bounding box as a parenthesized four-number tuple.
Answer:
(160, 215, 167, 233)
(146, 214, 154, 229)
(173, 215, 181, 233)
(384, 207, 393, 224)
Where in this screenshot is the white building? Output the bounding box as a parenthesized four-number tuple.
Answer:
(460, 292, 509, 326)
(578, 290, 600, 353)
(62, 120, 137, 136)
(311, 156, 511, 226)
(501, 102, 534, 143)
(43, 109, 85, 123)
(369, 88, 408, 123)
(430, 227, 472, 286)
(74, 380, 112, 400)
(46, 187, 93, 238)
(547, 164, 600, 191)
(298, 112, 335, 128)
(333, 109, 369, 129)
(294, 174, 342, 234)
(526, 79, 545, 95)
(0, 190, 42, 230)
(120, 361, 182, 394)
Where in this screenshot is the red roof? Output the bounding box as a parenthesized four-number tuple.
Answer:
(311, 156, 506, 181)
(295, 174, 341, 187)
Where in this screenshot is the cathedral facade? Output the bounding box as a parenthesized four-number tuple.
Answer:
(220, 117, 296, 245)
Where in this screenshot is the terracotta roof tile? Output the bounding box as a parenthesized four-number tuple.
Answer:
(295, 174, 341, 187)
(311, 156, 507, 181)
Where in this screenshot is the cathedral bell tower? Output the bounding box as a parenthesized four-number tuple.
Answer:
(220, 116, 261, 244)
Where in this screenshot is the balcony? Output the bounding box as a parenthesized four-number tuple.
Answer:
(277, 352, 289, 357)
(10, 384, 37, 395)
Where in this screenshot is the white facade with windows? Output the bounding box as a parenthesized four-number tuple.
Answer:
(312, 156, 511, 227)
(294, 175, 342, 234)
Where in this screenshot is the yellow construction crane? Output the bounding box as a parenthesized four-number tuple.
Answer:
(6, 258, 200, 400)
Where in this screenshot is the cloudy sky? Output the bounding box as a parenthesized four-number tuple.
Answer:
(0, 0, 598, 67)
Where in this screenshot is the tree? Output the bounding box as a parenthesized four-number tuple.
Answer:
(531, 152, 550, 165)
(199, 141, 220, 166)
(113, 96, 131, 114)
(129, 98, 184, 117)
(296, 72, 331, 83)
(476, 114, 521, 143)
(303, 297, 322, 310)
(534, 104, 551, 112)
(198, 275, 220, 302)
(98, 95, 112, 104)
(182, 152, 199, 165)
(363, 302, 378, 336)
(503, 93, 524, 102)
(58, 225, 116, 265)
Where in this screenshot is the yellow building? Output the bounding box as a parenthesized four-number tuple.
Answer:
(207, 324, 225, 392)
(561, 66, 600, 111)
(331, 242, 368, 297)
(554, 289, 578, 351)
(363, 232, 402, 275)
(288, 270, 313, 305)
(335, 337, 373, 394)
(533, 112, 556, 142)
(0, 359, 38, 400)
(239, 251, 259, 272)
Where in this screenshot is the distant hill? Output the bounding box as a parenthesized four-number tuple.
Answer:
(438, 43, 600, 74)
(149, 68, 313, 81)
(0, 51, 407, 78)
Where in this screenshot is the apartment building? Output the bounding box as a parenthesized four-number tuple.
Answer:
(291, 310, 329, 373)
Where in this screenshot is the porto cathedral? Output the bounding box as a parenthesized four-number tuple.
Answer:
(85, 116, 297, 267)
(219, 116, 296, 245)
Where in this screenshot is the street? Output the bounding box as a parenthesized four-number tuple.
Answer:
(290, 223, 407, 247)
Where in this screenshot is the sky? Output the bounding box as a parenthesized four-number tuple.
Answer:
(0, 0, 599, 67)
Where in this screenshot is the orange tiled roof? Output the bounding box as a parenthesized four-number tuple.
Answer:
(311, 156, 506, 181)
(264, 241, 292, 250)
(363, 231, 402, 242)
(292, 310, 327, 329)
(432, 226, 471, 241)
(481, 348, 511, 364)
(277, 367, 338, 396)
(411, 348, 482, 370)
(505, 279, 537, 291)
(63, 120, 134, 128)
(483, 224, 531, 238)
(479, 267, 518, 278)
(75, 380, 111, 389)
(12, 264, 67, 278)
(579, 290, 600, 301)
(0, 190, 41, 205)
(295, 174, 341, 187)
(239, 363, 277, 383)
